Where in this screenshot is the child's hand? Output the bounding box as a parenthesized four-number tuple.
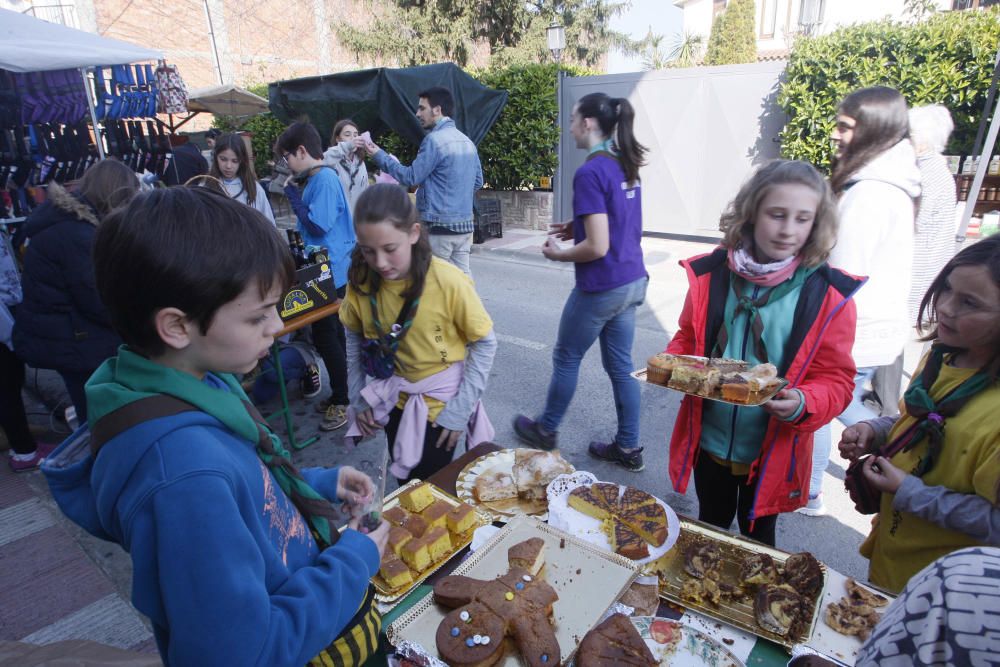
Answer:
(336, 465, 375, 506)
(355, 408, 381, 437)
(839, 422, 876, 461)
(434, 427, 463, 451)
(350, 517, 390, 557)
(548, 221, 573, 242)
(861, 455, 906, 494)
(760, 389, 801, 419)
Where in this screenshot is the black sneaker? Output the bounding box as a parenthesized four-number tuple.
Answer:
(512, 415, 557, 451)
(588, 441, 644, 472)
(300, 363, 322, 398)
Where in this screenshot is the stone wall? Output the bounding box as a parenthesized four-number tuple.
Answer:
(476, 190, 553, 231)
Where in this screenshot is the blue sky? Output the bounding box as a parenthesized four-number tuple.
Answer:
(607, 0, 684, 73)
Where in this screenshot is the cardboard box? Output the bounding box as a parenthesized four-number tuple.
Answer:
(279, 261, 335, 321)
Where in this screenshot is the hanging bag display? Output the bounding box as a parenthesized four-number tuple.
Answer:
(154, 62, 188, 115)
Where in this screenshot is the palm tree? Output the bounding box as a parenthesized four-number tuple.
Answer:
(669, 31, 704, 68)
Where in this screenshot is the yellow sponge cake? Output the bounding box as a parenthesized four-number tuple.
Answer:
(387, 525, 412, 557)
(399, 483, 435, 513)
(421, 500, 451, 529)
(401, 537, 431, 572)
(379, 556, 413, 591)
(446, 502, 478, 534)
(383, 506, 410, 527)
(425, 526, 452, 562)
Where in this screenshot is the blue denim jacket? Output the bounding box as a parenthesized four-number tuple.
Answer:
(374, 118, 483, 230)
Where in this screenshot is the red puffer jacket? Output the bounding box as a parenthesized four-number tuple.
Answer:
(666, 248, 863, 519)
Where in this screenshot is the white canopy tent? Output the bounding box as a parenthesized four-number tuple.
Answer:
(0, 8, 162, 158)
(0, 9, 161, 73)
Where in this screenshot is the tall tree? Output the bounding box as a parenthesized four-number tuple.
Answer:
(703, 0, 757, 66)
(337, 0, 638, 68)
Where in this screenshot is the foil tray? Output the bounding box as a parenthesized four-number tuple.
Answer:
(372, 479, 493, 603)
(648, 519, 826, 652)
(456, 448, 575, 522)
(387, 515, 641, 665)
(632, 368, 789, 407)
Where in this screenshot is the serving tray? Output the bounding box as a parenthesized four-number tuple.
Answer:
(648, 519, 826, 652)
(387, 515, 641, 665)
(456, 448, 575, 521)
(371, 479, 493, 603)
(632, 368, 789, 407)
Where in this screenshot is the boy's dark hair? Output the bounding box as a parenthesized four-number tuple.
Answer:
(274, 122, 324, 161)
(205, 128, 222, 139)
(348, 183, 431, 303)
(94, 187, 295, 357)
(418, 87, 454, 118)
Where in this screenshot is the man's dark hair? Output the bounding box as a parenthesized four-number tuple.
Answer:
(94, 187, 295, 357)
(274, 122, 324, 160)
(418, 87, 454, 118)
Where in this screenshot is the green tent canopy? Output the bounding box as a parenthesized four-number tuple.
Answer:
(267, 62, 507, 147)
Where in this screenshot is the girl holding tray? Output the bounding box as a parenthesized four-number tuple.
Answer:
(341, 184, 497, 483)
(666, 160, 861, 546)
(840, 235, 1000, 593)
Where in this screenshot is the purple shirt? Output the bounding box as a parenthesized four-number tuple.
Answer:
(571, 153, 647, 292)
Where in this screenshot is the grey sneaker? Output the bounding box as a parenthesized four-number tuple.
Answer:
(320, 404, 348, 431)
(513, 415, 557, 451)
(588, 441, 644, 472)
(795, 495, 827, 517)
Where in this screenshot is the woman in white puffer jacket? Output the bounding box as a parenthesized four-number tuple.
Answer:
(801, 86, 921, 517)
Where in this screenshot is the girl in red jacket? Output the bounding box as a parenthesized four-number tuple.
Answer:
(667, 160, 860, 546)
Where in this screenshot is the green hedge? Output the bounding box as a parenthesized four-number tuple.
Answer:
(779, 9, 1000, 170)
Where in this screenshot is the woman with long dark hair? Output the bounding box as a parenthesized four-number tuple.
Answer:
(801, 86, 921, 516)
(514, 92, 650, 471)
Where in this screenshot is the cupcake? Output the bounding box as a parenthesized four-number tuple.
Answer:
(646, 352, 675, 385)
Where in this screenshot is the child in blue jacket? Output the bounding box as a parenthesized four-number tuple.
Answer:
(43, 187, 388, 666)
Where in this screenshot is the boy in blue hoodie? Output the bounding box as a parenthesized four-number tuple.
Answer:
(42, 187, 389, 666)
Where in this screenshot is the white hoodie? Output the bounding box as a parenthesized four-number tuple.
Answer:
(828, 139, 921, 368)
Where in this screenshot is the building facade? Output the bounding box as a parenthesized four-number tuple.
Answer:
(673, 0, 956, 57)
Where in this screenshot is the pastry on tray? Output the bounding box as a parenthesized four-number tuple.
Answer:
(567, 483, 669, 558)
(446, 502, 479, 534)
(474, 471, 518, 503)
(755, 584, 807, 637)
(422, 499, 452, 530)
(683, 540, 722, 579)
(576, 612, 657, 667)
(668, 363, 721, 396)
(513, 450, 573, 501)
(508, 537, 546, 576)
(399, 483, 435, 513)
(380, 555, 413, 591)
(709, 357, 750, 373)
(781, 552, 824, 597)
(608, 518, 649, 560)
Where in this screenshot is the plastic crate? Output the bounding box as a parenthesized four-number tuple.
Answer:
(473, 199, 503, 244)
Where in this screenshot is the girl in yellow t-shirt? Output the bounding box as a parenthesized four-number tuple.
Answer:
(341, 184, 496, 483)
(839, 234, 1000, 593)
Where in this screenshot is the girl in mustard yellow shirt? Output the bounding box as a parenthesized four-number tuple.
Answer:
(840, 234, 1000, 593)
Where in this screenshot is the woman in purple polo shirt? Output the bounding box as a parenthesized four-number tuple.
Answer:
(514, 92, 649, 471)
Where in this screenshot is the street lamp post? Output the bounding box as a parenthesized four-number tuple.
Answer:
(547, 21, 566, 224)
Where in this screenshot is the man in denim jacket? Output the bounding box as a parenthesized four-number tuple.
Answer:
(362, 87, 483, 276)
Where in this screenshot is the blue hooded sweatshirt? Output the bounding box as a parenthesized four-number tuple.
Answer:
(43, 347, 379, 666)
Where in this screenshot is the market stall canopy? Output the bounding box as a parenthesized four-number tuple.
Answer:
(187, 84, 268, 117)
(268, 62, 507, 146)
(0, 9, 162, 73)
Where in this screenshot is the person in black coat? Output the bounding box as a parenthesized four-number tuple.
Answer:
(12, 159, 138, 423)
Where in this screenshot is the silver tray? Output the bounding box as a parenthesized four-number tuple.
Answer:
(632, 368, 789, 407)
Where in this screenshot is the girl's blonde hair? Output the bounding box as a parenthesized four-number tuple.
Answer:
(719, 159, 838, 268)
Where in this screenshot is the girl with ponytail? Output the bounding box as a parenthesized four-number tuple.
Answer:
(514, 92, 650, 471)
